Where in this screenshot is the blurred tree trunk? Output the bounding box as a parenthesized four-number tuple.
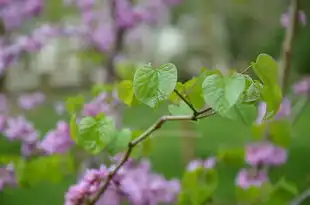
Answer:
(0, 74, 7, 93)
(180, 121, 197, 166)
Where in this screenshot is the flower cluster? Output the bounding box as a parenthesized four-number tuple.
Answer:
(82, 92, 119, 117)
(0, 0, 43, 31)
(0, 24, 60, 74)
(236, 100, 290, 189)
(293, 76, 310, 96)
(0, 163, 17, 191)
(39, 121, 73, 154)
(65, 158, 180, 205)
(3, 116, 40, 156)
(186, 157, 216, 172)
(18, 91, 45, 110)
(280, 9, 307, 28)
(63, 0, 182, 53)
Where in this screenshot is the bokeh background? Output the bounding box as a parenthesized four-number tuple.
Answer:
(1, 0, 310, 204)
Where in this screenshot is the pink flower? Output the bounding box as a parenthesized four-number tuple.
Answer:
(245, 143, 287, 166)
(236, 169, 268, 189)
(281, 9, 307, 28)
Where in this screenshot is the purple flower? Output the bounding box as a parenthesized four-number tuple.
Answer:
(245, 142, 287, 166)
(186, 160, 203, 172)
(275, 98, 291, 119)
(236, 168, 268, 189)
(293, 77, 310, 95)
(65, 166, 109, 205)
(4, 116, 39, 143)
(54, 102, 66, 115)
(18, 92, 45, 110)
(39, 121, 73, 154)
(281, 9, 307, 28)
(0, 163, 17, 191)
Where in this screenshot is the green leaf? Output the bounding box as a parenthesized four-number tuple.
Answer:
(107, 128, 132, 155)
(168, 101, 193, 116)
(76, 48, 106, 64)
(77, 116, 116, 154)
(252, 54, 282, 119)
(133, 63, 178, 108)
(243, 77, 263, 103)
(261, 85, 282, 119)
(15, 155, 74, 187)
(223, 104, 257, 125)
(253, 54, 278, 87)
(69, 113, 78, 142)
(236, 183, 273, 204)
(117, 80, 134, 106)
(251, 120, 292, 147)
(168, 82, 184, 103)
(217, 147, 245, 166)
(115, 60, 136, 80)
(65, 95, 85, 114)
(202, 73, 246, 115)
(181, 168, 218, 205)
(263, 179, 298, 205)
(269, 120, 292, 147)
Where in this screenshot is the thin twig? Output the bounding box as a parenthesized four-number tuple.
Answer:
(87, 106, 214, 205)
(241, 64, 252, 74)
(290, 188, 310, 205)
(281, 0, 300, 94)
(173, 89, 198, 115)
(292, 97, 309, 125)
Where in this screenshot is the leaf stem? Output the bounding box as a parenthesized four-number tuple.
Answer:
(292, 97, 309, 125)
(280, 0, 300, 94)
(173, 88, 198, 115)
(87, 106, 215, 205)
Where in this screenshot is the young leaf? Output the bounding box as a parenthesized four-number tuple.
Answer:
(133, 63, 178, 108)
(69, 113, 78, 142)
(181, 168, 218, 205)
(223, 104, 257, 125)
(269, 120, 292, 147)
(117, 80, 134, 106)
(65, 95, 85, 114)
(77, 116, 116, 154)
(202, 73, 246, 115)
(15, 155, 74, 187)
(252, 54, 282, 118)
(253, 54, 278, 87)
(168, 101, 193, 116)
(107, 128, 132, 155)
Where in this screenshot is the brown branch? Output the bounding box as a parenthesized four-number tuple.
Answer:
(87, 106, 215, 205)
(281, 0, 300, 94)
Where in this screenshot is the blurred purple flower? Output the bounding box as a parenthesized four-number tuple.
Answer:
(245, 142, 287, 166)
(4, 116, 39, 143)
(281, 9, 307, 28)
(54, 102, 66, 115)
(18, 92, 45, 110)
(236, 168, 268, 189)
(39, 121, 73, 154)
(293, 77, 310, 95)
(0, 163, 17, 191)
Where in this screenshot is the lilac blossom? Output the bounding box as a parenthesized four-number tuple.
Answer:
(281, 9, 307, 28)
(18, 92, 45, 110)
(54, 102, 66, 115)
(4, 116, 39, 143)
(65, 159, 180, 205)
(236, 168, 268, 189)
(39, 121, 73, 154)
(245, 142, 287, 166)
(256, 99, 291, 124)
(293, 76, 310, 95)
(0, 163, 17, 191)
(186, 157, 216, 172)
